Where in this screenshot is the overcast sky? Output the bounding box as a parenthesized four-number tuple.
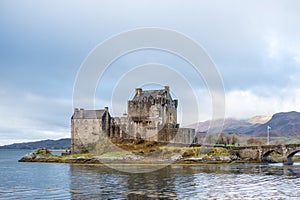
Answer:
(1, 0, 300, 145)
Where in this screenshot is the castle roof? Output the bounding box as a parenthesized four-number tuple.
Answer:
(72, 109, 106, 119)
(132, 89, 167, 101)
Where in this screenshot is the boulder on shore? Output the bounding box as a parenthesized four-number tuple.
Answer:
(19, 148, 52, 162)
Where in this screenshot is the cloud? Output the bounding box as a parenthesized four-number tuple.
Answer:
(0, 90, 71, 144)
(1, 0, 300, 145)
(226, 88, 300, 119)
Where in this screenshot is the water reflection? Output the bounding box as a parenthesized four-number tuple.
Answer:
(69, 165, 179, 199)
(69, 163, 300, 199)
(3, 150, 300, 199)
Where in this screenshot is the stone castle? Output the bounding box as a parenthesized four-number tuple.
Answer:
(71, 86, 196, 153)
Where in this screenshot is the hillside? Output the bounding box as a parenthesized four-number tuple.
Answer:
(189, 118, 261, 134)
(0, 138, 71, 149)
(250, 111, 300, 136)
(190, 111, 300, 137)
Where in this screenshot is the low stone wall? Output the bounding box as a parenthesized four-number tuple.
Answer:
(158, 127, 195, 144)
(236, 149, 259, 160)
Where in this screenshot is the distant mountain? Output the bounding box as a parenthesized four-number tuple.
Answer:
(222, 118, 258, 133)
(0, 138, 71, 149)
(189, 111, 300, 137)
(247, 115, 272, 124)
(188, 118, 260, 134)
(250, 111, 300, 136)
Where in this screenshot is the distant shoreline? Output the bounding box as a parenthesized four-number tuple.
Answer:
(0, 138, 71, 150)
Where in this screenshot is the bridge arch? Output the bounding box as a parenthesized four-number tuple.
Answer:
(287, 150, 300, 159)
(283, 144, 300, 165)
(261, 149, 282, 163)
(262, 150, 281, 158)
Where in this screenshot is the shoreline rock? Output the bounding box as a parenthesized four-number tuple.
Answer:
(18, 148, 271, 165)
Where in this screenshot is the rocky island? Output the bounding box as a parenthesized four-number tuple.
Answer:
(19, 138, 300, 165)
(18, 139, 270, 165)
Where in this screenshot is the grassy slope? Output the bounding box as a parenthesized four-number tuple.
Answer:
(90, 139, 233, 159)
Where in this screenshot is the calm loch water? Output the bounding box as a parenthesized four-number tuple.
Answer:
(1, 149, 300, 199)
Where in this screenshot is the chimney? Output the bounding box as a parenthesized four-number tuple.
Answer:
(164, 86, 170, 98)
(135, 88, 142, 95)
(79, 108, 84, 118)
(164, 86, 170, 93)
(74, 108, 79, 113)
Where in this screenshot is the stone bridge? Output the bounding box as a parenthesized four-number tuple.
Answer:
(227, 144, 300, 165)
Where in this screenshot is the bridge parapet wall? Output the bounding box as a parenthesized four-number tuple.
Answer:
(227, 146, 260, 160)
(239, 148, 260, 160)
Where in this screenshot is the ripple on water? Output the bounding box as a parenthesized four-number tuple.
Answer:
(2, 150, 300, 199)
(189, 171, 300, 199)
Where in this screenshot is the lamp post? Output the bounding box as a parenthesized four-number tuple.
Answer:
(267, 125, 271, 145)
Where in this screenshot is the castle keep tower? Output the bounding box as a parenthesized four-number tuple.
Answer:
(127, 86, 179, 140)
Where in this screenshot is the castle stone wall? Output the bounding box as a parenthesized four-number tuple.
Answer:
(71, 118, 103, 153)
(71, 109, 111, 153)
